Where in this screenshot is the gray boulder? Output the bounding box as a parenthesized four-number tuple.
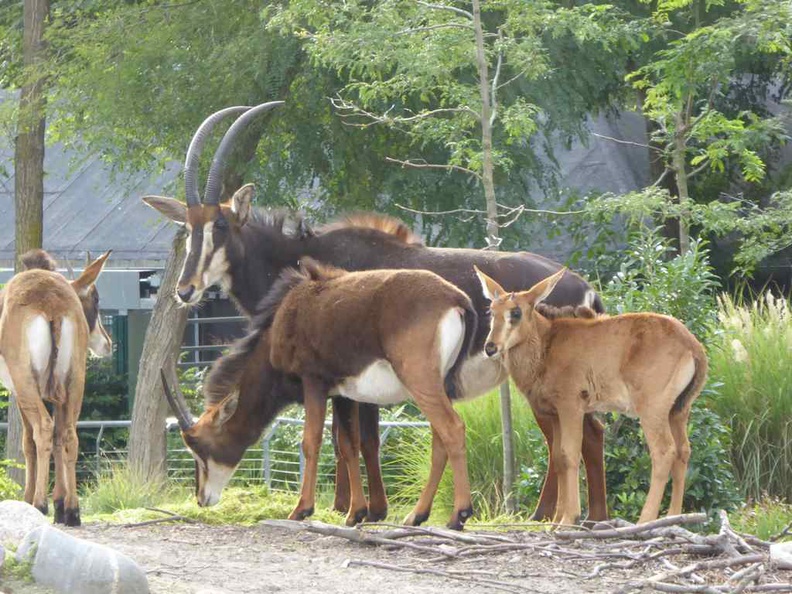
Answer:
(0, 543, 5, 571)
(0, 500, 48, 546)
(771, 541, 792, 570)
(16, 525, 149, 594)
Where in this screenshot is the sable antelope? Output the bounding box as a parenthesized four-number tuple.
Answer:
(145, 102, 609, 523)
(0, 250, 112, 526)
(192, 258, 479, 528)
(476, 267, 708, 525)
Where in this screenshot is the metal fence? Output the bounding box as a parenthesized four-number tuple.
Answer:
(0, 416, 430, 492)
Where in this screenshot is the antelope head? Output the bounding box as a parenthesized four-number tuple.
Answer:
(160, 371, 242, 507)
(475, 267, 566, 359)
(143, 102, 283, 306)
(73, 251, 114, 358)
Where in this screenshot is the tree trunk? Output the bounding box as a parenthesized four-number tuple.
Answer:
(6, 0, 50, 486)
(472, 0, 516, 514)
(128, 228, 189, 481)
(673, 111, 691, 255)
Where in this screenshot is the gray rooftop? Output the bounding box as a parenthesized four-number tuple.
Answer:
(0, 134, 179, 269)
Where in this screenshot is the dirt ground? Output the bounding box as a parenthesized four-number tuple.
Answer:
(66, 521, 633, 594)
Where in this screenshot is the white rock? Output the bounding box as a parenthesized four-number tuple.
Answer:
(16, 525, 150, 594)
(0, 500, 48, 546)
(0, 543, 5, 570)
(771, 541, 792, 570)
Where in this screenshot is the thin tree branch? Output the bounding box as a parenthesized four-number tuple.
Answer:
(687, 158, 711, 180)
(396, 23, 473, 35)
(591, 132, 661, 152)
(652, 168, 672, 187)
(385, 157, 481, 178)
(417, 1, 473, 20)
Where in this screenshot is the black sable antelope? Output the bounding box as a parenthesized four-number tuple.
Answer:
(146, 102, 609, 524)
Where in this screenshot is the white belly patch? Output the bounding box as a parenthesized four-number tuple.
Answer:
(334, 359, 411, 406)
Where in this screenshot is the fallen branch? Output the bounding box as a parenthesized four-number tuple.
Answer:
(123, 508, 199, 528)
(342, 558, 531, 594)
(555, 514, 708, 540)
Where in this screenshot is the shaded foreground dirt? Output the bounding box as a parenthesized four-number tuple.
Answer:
(70, 522, 626, 594)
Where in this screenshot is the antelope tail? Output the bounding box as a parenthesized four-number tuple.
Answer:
(36, 319, 66, 404)
(671, 350, 708, 415)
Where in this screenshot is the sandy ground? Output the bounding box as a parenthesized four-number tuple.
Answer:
(63, 521, 633, 594)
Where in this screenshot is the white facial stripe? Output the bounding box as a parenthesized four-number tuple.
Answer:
(201, 458, 237, 506)
(195, 221, 214, 286)
(203, 246, 229, 290)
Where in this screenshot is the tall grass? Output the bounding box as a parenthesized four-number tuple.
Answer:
(709, 292, 792, 501)
(387, 389, 543, 520)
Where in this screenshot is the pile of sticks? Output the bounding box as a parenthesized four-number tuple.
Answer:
(262, 512, 792, 593)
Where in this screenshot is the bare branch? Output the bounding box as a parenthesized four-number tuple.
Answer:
(687, 159, 712, 180)
(652, 168, 671, 188)
(396, 23, 473, 35)
(385, 157, 481, 178)
(591, 132, 660, 152)
(417, 1, 473, 20)
(330, 96, 480, 125)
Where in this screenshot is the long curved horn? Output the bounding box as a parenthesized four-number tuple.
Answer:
(160, 369, 195, 431)
(203, 101, 285, 205)
(184, 106, 252, 207)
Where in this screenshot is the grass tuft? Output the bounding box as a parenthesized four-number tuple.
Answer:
(82, 465, 182, 515)
(730, 497, 792, 541)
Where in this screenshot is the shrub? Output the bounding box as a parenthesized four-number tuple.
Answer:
(599, 227, 720, 340)
(709, 292, 792, 501)
(0, 459, 22, 500)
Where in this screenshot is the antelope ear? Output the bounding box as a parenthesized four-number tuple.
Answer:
(229, 183, 255, 226)
(72, 250, 111, 296)
(215, 393, 239, 427)
(525, 268, 566, 307)
(474, 266, 506, 302)
(143, 196, 187, 225)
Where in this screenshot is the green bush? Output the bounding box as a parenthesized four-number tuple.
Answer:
(0, 459, 22, 500)
(601, 398, 741, 520)
(599, 227, 720, 339)
(709, 292, 792, 501)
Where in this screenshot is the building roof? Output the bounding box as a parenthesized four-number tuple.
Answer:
(0, 134, 179, 269)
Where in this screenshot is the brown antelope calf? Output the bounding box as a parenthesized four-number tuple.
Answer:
(0, 250, 112, 526)
(188, 257, 477, 529)
(476, 267, 708, 526)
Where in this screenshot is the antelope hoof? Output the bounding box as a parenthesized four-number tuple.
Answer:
(404, 510, 430, 527)
(345, 506, 368, 527)
(366, 504, 388, 523)
(64, 507, 81, 527)
(54, 499, 65, 524)
(447, 506, 474, 531)
(288, 506, 314, 521)
(35, 502, 48, 517)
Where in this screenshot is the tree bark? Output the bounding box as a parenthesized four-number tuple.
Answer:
(472, 0, 516, 514)
(673, 111, 691, 255)
(6, 0, 50, 485)
(128, 228, 189, 481)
